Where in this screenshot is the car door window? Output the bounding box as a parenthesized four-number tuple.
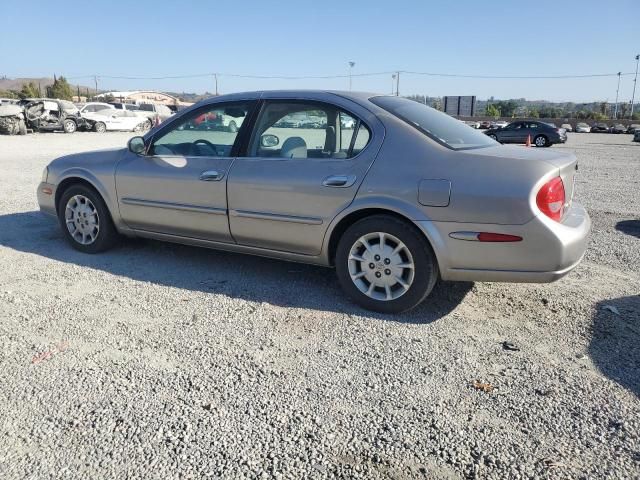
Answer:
(248, 102, 370, 159)
(150, 102, 252, 158)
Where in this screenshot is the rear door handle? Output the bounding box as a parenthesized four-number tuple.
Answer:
(322, 174, 357, 188)
(199, 170, 224, 181)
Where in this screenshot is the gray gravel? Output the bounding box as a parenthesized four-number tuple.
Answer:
(0, 131, 638, 479)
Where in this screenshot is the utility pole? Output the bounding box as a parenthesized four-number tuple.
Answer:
(614, 72, 621, 119)
(395, 71, 400, 96)
(391, 74, 396, 95)
(214, 74, 219, 96)
(631, 54, 639, 119)
(94, 75, 98, 97)
(348, 62, 355, 91)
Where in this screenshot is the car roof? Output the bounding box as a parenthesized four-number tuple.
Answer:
(197, 90, 380, 105)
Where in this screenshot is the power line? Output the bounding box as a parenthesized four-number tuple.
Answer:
(58, 70, 636, 82)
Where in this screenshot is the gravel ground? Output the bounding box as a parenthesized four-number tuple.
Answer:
(0, 131, 638, 479)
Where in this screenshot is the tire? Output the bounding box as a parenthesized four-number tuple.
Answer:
(94, 122, 106, 133)
(228, 121, 238, 133)
(57, 184, 118, 253)
(534, 135, 549, 147)
(335, 215, 438, 313)
(63, 119, 77, 133)
(18, 119, 27, 135)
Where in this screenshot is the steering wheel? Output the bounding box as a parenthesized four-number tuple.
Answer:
(191, 139, 217, 156)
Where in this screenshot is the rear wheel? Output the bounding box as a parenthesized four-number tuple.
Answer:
(63, 119, 77, 133)
(94, 122, 106, 133)
(57, 185, 118, 253)
(534, 134, 549, 147)
(335, 215, 438, 313)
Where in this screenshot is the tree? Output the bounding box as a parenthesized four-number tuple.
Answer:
(486, 103, 500, 117)
(494, 100, 518, 117)
(19, 82, 40, 99)
(46, 76, 73, 100)
(0, 89, 18, 99)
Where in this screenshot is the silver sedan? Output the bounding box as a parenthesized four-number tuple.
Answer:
(37, 91, 590, 313)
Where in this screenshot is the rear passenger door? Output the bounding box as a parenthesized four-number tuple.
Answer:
(227, 97, 382, 256)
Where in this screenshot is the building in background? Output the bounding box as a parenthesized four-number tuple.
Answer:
(95, 90, 193, 108)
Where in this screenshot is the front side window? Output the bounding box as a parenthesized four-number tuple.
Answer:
(370, 96, 497, 150)
(150, 102, 252, 157)
(248, 102, 370, 159)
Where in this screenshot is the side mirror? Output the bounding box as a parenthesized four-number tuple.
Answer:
(260, 134, 279, 148)
(128, 136, 146, 155)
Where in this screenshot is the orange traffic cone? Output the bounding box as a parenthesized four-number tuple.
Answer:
(525, 134, 531, 147)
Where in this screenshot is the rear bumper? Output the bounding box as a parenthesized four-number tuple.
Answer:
(415, 202, 591, 283)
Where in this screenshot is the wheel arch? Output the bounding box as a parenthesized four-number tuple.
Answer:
(324, 204, 440, 269)
(54, 172, 117, 221)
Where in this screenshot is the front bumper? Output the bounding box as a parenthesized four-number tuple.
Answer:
(37, 182, 57, 218)
(415, 202, 591, 283)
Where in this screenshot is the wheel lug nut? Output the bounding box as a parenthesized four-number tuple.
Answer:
(384, 258, 390, 265)
(374, 254, 381, 261)
(385, 269, 391, 275)
(375, 272, 382, 278)
(369, 263, 375, 269)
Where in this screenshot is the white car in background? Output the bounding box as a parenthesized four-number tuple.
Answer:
(575, 123, 591, 133)
(561, 123, 573, 132)
(83, 108, 148, 133)
(78, 102, 114, 114)
(491, 120, 509, 129)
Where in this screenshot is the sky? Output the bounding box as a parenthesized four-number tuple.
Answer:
(1, 0, 639, 102)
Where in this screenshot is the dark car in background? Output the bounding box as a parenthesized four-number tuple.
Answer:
(484, 120, 566, 147)
(626, 124, 640, 134)
(610, 124, 626, 134)
(590, 123, 609, 133)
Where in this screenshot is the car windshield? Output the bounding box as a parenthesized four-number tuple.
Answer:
(138, 104, 154, 111)
(370, 96, 497, 150)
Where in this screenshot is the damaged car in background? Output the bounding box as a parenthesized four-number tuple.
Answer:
(0, 103, 28, 135)
(24, 99, 89, 133)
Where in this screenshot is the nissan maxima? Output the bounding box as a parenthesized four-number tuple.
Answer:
(37, 91, 590, 313)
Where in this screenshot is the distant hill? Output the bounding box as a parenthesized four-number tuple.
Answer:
(0, 77, 94, 95)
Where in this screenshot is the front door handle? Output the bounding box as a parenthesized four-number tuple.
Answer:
(322, 174, 357, 188)
(199, 170, 224, 181)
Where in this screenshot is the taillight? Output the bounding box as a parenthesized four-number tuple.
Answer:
(536, 176, 565, 222)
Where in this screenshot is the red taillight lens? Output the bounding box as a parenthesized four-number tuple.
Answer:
(536, 176, 565, 222)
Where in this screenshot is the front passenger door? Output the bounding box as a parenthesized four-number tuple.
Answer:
(115, 101, 255, 242)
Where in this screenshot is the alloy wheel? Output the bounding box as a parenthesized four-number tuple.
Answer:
(347, 231, 415, 301)
(65, 195, 100, 245)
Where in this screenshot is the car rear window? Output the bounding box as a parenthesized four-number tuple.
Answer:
(370, 96, 497, 150)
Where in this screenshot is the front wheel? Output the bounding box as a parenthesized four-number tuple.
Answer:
(335, 215, 438, 313)
(94, 122, 106, 133)
(57, 185, 118, 253)
(63, 119, 77, 133)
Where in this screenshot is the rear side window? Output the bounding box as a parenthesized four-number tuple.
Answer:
(370, 96, 497, 150)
